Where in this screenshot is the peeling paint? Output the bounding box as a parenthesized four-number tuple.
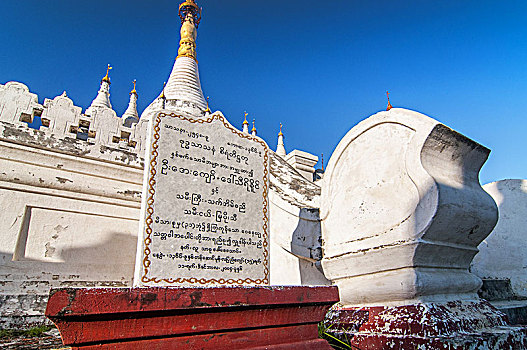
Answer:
(55, 177, 72, 184)
(44, 243, 56, 257)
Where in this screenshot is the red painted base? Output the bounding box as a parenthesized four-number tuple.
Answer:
(324, 299, 527, 349)
(45, 286, 339, 349)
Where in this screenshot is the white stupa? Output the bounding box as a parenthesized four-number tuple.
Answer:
(276, 123, 286, 157)
(142, 0, 207, 120)
(122, 80, 139, 127)
(86, 64, 114, 116)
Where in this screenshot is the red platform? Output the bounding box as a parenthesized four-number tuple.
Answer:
(45, 286, 339, 349)
(324, 300, 527, 349)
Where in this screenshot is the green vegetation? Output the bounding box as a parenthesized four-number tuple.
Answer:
(318, 321, 354, 350)
(0, 325, 54, 339)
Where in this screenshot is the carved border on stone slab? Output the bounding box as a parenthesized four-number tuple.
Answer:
(141, 112, 270, 285)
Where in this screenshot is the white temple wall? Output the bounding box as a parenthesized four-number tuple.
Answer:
(0, 83, 330, 326)
(269, 191, 330, 286)
(471, 179, 527, 298)
(0, 139, 143, 294)
(0, 82, 43, 126)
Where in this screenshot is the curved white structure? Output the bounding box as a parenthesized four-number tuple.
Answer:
(321, 108, 498, 306)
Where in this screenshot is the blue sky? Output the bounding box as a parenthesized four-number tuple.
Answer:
(1, 0, 526, 184)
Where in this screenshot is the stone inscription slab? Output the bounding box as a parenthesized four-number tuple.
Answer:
(136, 112, 269, 286)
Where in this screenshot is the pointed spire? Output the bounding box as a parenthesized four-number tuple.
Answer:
(242, 112, 249, 134)
(160, 82, 166, 100)
(276, 122, 286, 157)
(130, 79, 137, 95)
(87, 64, 113, 112)
(205, 96, 211, 113)
(123, 80, 139, 127)
(160, 82, 167, 109)
(102, 64, 112, 84)
(386, 91, 392, 111)
(177, 0, 201, 62)
(321, 153, 324, 171)
(251, 119, 257, 136)
(152, 0, 206, 117)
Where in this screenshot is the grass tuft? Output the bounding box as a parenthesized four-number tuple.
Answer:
(0, 325, 54, 339)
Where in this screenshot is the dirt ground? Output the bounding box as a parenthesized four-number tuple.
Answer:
(0, 328, 67, 350)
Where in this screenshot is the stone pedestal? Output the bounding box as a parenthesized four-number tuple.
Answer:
(45, 286, 338, 349)
(324, 300, 527, 349)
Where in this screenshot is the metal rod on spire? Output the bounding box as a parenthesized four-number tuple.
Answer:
(242, 112, 249, 133)
(102, 64, 112, 84)
(386, 91, 392, 111)
(131, 79, 137, 95)
(205, 96, 211, 113)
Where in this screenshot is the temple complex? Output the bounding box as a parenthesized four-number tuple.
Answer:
(0, 0, 324, 327)
(1, 0, 527, 348)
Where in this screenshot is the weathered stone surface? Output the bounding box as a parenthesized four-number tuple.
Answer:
(46, 286, 339, 349)
(0, 135, 142, 327)
(324, 300, 527, 349)
(321, 108, 497, 306)
(134, 111, 270, 286)
(0, 80, 328, 325)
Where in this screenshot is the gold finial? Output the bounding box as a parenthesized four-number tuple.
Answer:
(205, 96, 211, 112)
(278, 123, 283, 136)
(177, 0, 201, 62)
(102, 64, 112, 84)
(130, 79, 137, 95)
(160, 82, 166, 99)
(386, 91, 392, 111)
(179, 0, 201, 26)
(251, 119, 257, 133)
(243, 112, 249, 125)
(321, 153, 324, 171)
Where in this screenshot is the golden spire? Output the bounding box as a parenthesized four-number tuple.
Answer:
(205, 96, 211, 113)
(251, 119, 257, 134)
(177, 0, 201, 62)
(278, 123, 283, 136)
(321, 153, 324, 171)
(243, 112, 249, 125)
(102, 64, 112, 84)
(130, 79, 137, 95)
(386, 91, 392, 111)
(160, 82, 166, 99)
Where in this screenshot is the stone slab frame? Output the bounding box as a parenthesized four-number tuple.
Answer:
(137, 111, 270, 286)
